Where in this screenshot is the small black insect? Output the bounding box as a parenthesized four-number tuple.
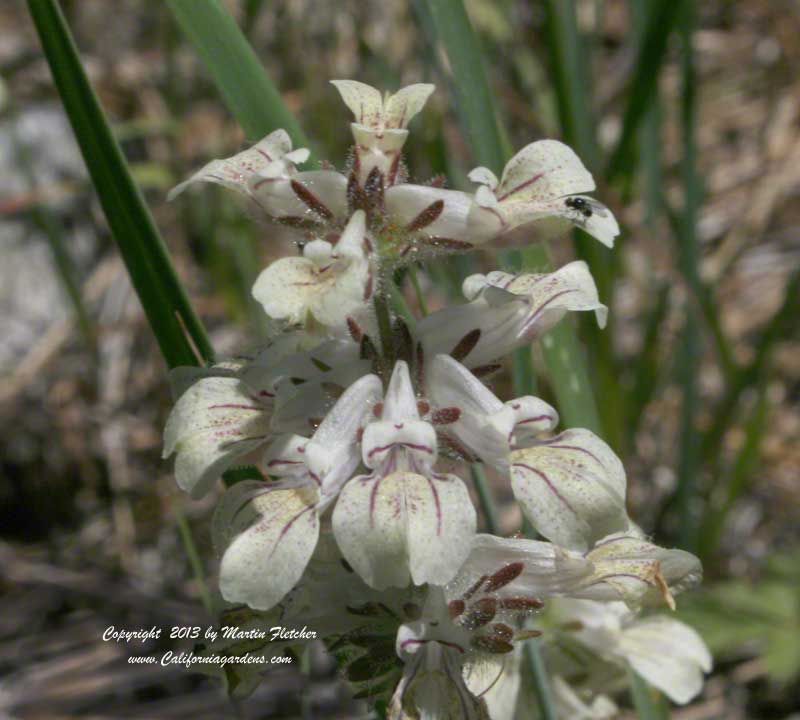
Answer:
(564, 196, 594, 218)
(564, 196, 609, 222)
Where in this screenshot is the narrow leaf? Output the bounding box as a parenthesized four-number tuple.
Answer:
(166, 0, 314, 157)
(28, 0, 213, 369)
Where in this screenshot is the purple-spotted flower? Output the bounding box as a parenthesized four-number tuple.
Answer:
(169, 80, 619, 271)
(425, 355, 628, 552)
(416, 261, 606, 371)
(212, 372, 382, 610)
(466, 140, 620, 248)
(251, 209, 374, 332)
(161, 76, 709, 716)
(333, 361, 477, 589)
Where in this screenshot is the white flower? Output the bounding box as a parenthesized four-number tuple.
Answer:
(575, 532, 703, 610)
(386, 552, 591, 720)
(382, 184, 498, 256)
(251, 209, 373, 331)
(163, 333, 370, 498)
(332, 79, 435, 186)
(453, 533, 702, 611)
(212, 372, 382, 610)
(162, 371, 271, 499)
(617, 614, 712, 703)
(425, 354, 627, 552)
(247, 167, 348, 227)
(167, 128, 309, 201)
(332, 361, 476, 589)
(467, 140, 620, 248)
(550, 676, 618, 720)
(416, 261, 606, 370)
(551, 599, 712, 704)
(425, 354, 559, 467)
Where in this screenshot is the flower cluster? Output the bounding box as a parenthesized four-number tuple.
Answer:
(164, 80, 709, 718)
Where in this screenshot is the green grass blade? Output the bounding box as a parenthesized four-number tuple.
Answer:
(697, 378, 769, 561)
(626, 282, 670, 443)
(166, 0, 313, 155)
(538, 1, 617, 441)
(541, 0, 597, 165)
(699, 267, 799, 474)
(28, 0, 213, 369)
(422, 0, 510, 171)
(674, 1, 701, 552)
(421, 0, 601, 434)
(606, 0, 686, 182)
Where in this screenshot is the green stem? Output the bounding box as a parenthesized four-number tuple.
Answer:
(629, 667, 665, 720)
(373, 289, 395, 376)
(408, 266, 429, 316)
(176, 510, 215, 617)
(525, 642, 558, 720)
(471, 464, 501, 534)
(422, 0, 602, 435)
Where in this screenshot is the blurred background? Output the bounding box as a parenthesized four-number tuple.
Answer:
(1, 0, 798, 718)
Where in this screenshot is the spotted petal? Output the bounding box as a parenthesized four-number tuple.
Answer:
(578, 534, 703, 609)
(163, 377, 271, 498)
(332, 471, 476, 589)
(416, 261, 605, 369)
(383, 84, 436, 129)
(251, 212, 370, 329)
(214, 480, 320, 611)
(510, 429, 627, 551)
(330, 80, 384, 127)
(168, 129, 296, 200)
(494, 140, 595, 204)
(248, 169, 348, 223)
(466, 140, 619, 248)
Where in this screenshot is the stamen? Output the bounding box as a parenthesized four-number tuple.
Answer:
(463, 574, 489, 600)
(483, 562, 524, 593)
(471, 363, 503, 378)
(514, 629, 543, 641)
(418, 236, 474, 251)
(415, 342, 425, 386)
(405, 199, 444, 233)
(347, 316, 364, 342)
(290, 180, 334, 220)
(462, 597, 497, 628)
(363, 269, 374, 301)
(347, 170, 367, 213)
(448, 599, 465, 618)
(451, 329, 481, 362)
(497, 597, 545, 611)
(431, 407, 461, 425)
(471, 635, 514, 654)
(489, 623, 514, 642)
(364, 166, 385, 213)
(311, 356, 332, 372)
